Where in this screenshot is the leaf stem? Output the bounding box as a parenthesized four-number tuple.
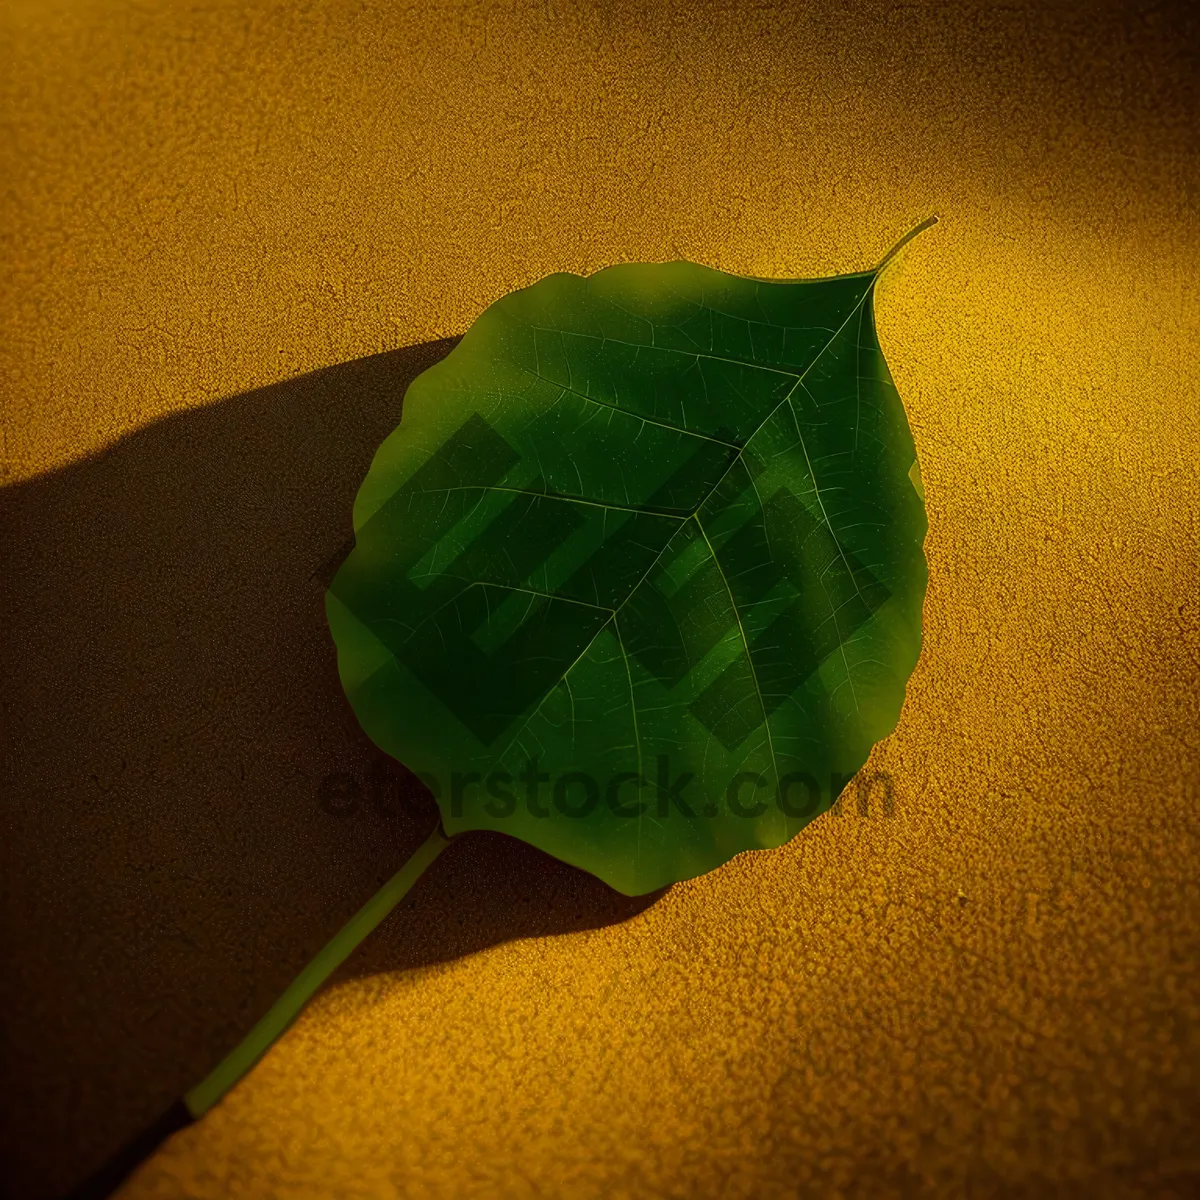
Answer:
(67, 821, 452, 1199)
(874, 215, 939, 275)
(185, 820, 451, 1116)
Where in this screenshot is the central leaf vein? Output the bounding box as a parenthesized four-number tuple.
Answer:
(493, 279, 877, 774)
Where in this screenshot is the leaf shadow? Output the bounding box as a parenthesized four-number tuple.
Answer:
(0, 339, 666, 1200)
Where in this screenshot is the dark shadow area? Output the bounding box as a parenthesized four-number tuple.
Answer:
(0, 341, 664, 1200)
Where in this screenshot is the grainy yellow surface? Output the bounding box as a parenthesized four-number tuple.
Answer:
(2, 1, 1199, 1198)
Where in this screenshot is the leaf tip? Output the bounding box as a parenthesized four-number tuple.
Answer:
(875, 215, 939, 276)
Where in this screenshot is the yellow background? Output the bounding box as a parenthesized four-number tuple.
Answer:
(2, 0, 1198, 1196)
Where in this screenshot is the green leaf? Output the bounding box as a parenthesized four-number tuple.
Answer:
(327, 229, 931, 895)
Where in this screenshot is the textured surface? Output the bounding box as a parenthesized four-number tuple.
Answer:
(1, 1, 1198, 1198)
